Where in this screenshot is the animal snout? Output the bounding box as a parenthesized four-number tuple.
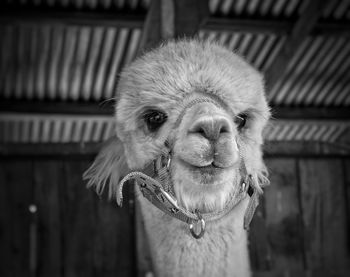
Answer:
(190, 116, 231, 141)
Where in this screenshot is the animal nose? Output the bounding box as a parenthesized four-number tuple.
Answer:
(191, 117, 231, 141)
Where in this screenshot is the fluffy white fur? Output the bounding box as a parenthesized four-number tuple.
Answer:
(84, 39, 270, 277)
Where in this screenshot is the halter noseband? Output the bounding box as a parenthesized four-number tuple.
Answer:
(117, 144, 261, 239)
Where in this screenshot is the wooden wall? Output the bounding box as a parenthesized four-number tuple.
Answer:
(249, 157, 350, 276)
(0, 158, 135, 277)
(0, 155, 349, 276)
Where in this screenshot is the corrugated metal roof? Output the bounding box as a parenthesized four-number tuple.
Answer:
(264, 120, 349, 143)
(198, 30, 286, 73)
(198, 30, 350, 107)
(0, 0, 349, 147)
(269, 35, 350, 106)
(0, 114, 115, 143)
(0, 24, 142, 101)
(0, 114, 348, 144)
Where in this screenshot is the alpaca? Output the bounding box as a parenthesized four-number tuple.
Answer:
(84, 39, 270, 277)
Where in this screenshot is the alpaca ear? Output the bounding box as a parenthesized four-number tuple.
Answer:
(83, 136, 129, 202)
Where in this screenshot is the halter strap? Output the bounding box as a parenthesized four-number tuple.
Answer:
(117, 148, 262, 238)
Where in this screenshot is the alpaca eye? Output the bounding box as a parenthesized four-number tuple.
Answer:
(234, 114, 247, 130)
(144, 110, 167, 132)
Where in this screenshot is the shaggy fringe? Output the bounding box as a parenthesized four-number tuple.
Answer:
(82, 137, 129, 202)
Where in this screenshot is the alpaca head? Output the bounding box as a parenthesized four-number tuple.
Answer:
(84, 39, 270, 216)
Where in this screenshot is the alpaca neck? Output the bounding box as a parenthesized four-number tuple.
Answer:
(137, 192, 251, 277)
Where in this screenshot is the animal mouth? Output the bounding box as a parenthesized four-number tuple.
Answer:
(192, 163, 225, 175)
(177, 158, 234, 185)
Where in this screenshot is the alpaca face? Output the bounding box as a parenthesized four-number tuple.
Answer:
(113, 40, 270, 213)
(170, 97, 241, 212)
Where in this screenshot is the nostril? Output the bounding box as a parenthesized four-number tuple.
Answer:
(219, 125, 229, 134)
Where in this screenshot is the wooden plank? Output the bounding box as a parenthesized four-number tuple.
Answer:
(203, 18, 350, 36)
(173, 0, 209, 38)
(136, 200, 154, 277)
(2, 141, 350, 157)
(271, 106, 350, 120)
(93, 178, 134, 277)
(0, 143, 101, 157)
(1, 101, 350, 120)
(61, 160, 96, 277)
(0, 10, 144, 29)
(138, 0, 209, 53)
(62, 160, 134, 276)
(0, 160, 33, 276)
(263, 158, 304, 271)
(137, 0, 162, 53)
(249, 197, 273, 271)
(299, 159, 348, 270)
(0, 160, 13, 276)
(264, 141, 350, 157)
(253, 269, 350, 277)
(344, 159, 350, 257)
(33, 160, 63, 277)
(0, 100, 114, 115)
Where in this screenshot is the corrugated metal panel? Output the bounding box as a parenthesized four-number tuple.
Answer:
(198, 30, 286, 72)
(264, 120, 349, 143)
(3, 0, 151, 11)
(209, 0, 350, 20)
(0, 114, 115, 143)
(209, 0, 303, 17)
(269, 35, 350, 107)
(1, 114, 348, 144)
(198, 29, 350, 108)
(0, 24, 142, 101)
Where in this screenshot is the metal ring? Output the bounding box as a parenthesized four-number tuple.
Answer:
(189, 211, 206, 239)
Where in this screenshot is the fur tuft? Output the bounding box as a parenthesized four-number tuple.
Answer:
(83, 136, 129, 203)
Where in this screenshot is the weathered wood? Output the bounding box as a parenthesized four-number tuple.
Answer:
(0, 161, 13, 276)
(0, 143, 101, 157)
(138, 0, 209, 53)
(263, 158, 304, 271)
(62, 160, 134, 277)
(138, 0, 162, 53)
(253, 269, 350, 277)
(249, 198, 272, 271)
(0, 10, 145, 29)
(204, 18, 350, 36)
(173, 0, 209, 38)
(62, 160, 97, 277)
(93, 178, 134, 277)
(33, 160, 63, 277)
(2, 141, 350, 157)
(298, 159, 348, 270)
(0, 100, 114, 115)
(136, 200, 154, 277)
(264, 141, 350, 157)
(3, 101, 350, 120)
(344, 159, 350, 256)
(271, 106, 350, 120)
(0, 160, 33, 276)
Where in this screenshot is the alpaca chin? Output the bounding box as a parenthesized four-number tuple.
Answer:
(172, 163, 239, 213)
